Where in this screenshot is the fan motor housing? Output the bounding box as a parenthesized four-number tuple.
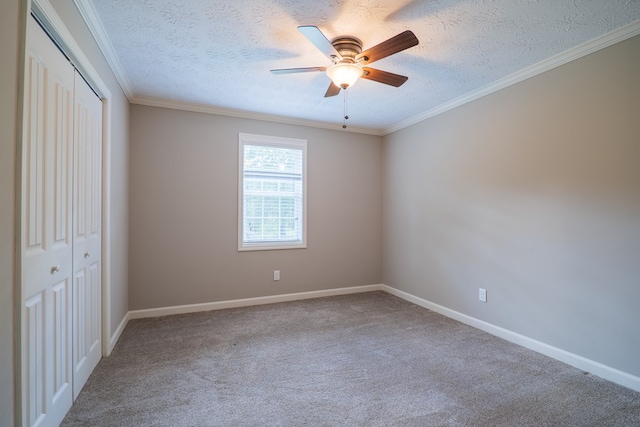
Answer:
(331, 37, 362, 62)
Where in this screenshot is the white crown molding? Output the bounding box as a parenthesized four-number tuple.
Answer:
(73, 0, 134, 100)
(132, 96, 385, 136)
(383, 19, 640, 135)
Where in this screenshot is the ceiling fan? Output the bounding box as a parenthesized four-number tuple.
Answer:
(271, 26, 419, 97)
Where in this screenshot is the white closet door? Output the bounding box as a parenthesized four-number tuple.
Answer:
(22, 16, 74, 427)
(72, 69, 103, 399)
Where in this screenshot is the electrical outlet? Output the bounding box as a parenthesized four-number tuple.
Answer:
(273, 270, 280, 281)
(479, 288, 487, 303)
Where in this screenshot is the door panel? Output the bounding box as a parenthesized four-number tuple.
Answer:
(24, 293, 44, 427)
(51, 280, 69, 396)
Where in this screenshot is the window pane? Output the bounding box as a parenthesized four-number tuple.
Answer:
(263, 219, 279, 239)
(245, 179, 262, 191)
(280, 197, 294, 217)
(263, 180, 278, 192)
(245, 196, 262, 217)
(264, 196, 279, 217)
(244, 146, 302, 174)
(280, 219, 295, 238)
(280, 181, 295, 192)
(247, 219, 262, 237)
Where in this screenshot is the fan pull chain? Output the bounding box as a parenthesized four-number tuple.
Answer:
(342, 89, 349, 129)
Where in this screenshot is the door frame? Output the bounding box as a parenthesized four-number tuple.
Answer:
(16, 0, 113, 423)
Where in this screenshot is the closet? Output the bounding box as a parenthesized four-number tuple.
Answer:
(21, 15, 102, 427)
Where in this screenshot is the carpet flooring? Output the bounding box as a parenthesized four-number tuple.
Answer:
(61, 291, 640, 426)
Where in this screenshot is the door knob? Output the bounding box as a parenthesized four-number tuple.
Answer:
(84, 252, 90, 258)
(51, 265, 60, 274)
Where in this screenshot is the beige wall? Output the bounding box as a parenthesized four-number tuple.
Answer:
(129, 105, 382, 309)
(0, 1, 22, 424)
(50, 0, 130, 336)
(383, 35, 640, 377)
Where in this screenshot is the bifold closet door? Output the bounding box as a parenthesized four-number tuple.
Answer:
(72, 68, 103, 399)
(22, 15, 75, 427)
(22, 15, 103, 427)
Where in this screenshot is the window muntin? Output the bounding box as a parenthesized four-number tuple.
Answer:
(238, 134, 307, 251)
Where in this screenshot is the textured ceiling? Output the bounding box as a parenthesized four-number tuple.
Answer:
(88, 0, 640, 132)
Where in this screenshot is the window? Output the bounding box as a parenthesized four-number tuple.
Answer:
(238, 133, 307, 251)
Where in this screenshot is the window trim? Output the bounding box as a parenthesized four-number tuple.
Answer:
(238, 133, 307, 251)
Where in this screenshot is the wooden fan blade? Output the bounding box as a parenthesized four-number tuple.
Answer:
(356, 30, 418, 65)
(298, 26, 343, 61)
(361, 67, 408, 87)
(271, 66, 326, 74)
(324, 82, 341, 97)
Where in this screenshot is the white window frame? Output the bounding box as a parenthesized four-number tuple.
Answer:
(238, 133, 307, 251)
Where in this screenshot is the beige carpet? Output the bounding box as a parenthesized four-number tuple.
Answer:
(62, 291, 640, 426)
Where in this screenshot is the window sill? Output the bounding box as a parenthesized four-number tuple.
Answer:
(238, 242, 307, 252)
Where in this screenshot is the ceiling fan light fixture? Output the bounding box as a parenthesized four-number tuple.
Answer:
(326, 63, 363, 89)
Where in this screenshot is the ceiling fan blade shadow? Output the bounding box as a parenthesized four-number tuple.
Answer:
(271, 66, 327, 74)
(268, 0, 347, 26)
(324, 82, 341, 97)
(245, 47, 302, 63)
(361, 67, 408, 87)
(385, 0, 461, 22)
(396, 55, 459, 84)
(356, 31, 419, 65)
(298, 26, 343, 61)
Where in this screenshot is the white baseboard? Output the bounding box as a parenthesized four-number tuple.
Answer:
(107, 282, 640, 392)
(381, 284, 640, 393)
(128, 284, 384, 320)
(107, 311, 130, 356)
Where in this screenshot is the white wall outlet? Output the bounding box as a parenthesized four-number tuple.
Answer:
(479, 288, 487, 303)
(273, 270, 280, 281)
